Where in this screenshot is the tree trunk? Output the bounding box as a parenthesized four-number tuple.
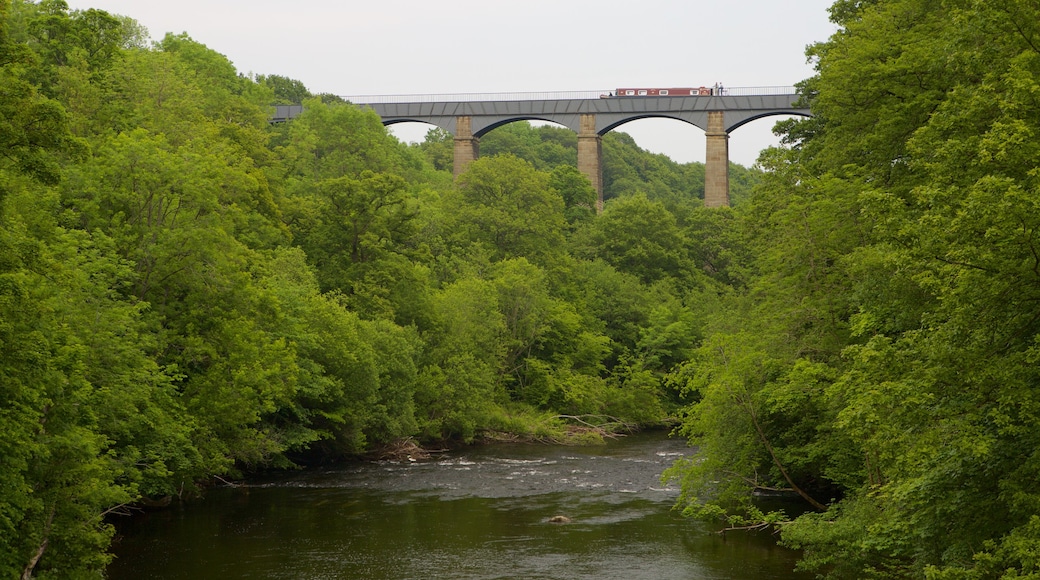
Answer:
(21, 505, 55, 580)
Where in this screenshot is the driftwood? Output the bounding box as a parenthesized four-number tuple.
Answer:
(368, 437, 446, 462)
(716, 520, 785, 536)
(554, 414, 638, 440)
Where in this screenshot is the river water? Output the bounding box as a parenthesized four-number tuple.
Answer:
(107, 431, 812, 579)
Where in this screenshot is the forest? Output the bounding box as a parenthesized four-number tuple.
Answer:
(2, 0, 1040, 578)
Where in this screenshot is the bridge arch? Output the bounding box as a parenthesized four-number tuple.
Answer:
(598, 114, 702, 136)
(382, 117, 454, 135)
(472, 117, 571, 139)
(725, 109, 812, 133)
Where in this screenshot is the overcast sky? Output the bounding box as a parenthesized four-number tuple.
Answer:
(65, 0, 838, 167)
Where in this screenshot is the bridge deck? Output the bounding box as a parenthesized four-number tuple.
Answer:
(271, 86, 809, 135)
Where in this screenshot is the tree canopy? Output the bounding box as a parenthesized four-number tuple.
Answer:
(13, 0, 1040, 577)
(18, 0, 1037, 577)
(0, 1, 749, 576)
(663, 1, 1040, 578)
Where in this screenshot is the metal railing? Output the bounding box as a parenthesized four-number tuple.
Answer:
(338, 86, 799, 104)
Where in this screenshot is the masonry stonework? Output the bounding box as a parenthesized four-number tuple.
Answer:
(704, 110, 730, 208)
(576, 114, 604, 212)
(453, 116, 479, 178)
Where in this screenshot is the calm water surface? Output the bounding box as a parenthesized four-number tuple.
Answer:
(107, 431, 813, 579)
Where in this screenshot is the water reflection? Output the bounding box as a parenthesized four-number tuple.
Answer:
(108, 431, 812, 579)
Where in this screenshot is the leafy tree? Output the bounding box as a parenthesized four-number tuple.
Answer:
(157, 33, 270, 124)
(571, 192, 690, 286)
(417, 276, 508, 440)
(557, 257, 671, 373)
(416, 126, 453, 172)
(14, 1, 122, 95)
(257, 73, 311, 104)
(0, 4, 70, 188)
(276, 97, 420, 181)
(444, 154, 567, 266)
(677, 204, 750, 287)
(549, 164, 596, 226)
(288, 170, 424, 318)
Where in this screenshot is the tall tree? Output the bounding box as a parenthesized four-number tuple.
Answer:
(444, 154, 567, 266)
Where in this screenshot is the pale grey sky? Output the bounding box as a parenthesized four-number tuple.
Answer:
(65, 0, 838, 167)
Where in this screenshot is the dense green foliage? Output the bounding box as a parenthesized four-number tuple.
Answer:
(663, 0, 1040, 578)
(20, 0, 1039, 577)
(14, 0, 1040, 577)
(0, 1, 753, 576)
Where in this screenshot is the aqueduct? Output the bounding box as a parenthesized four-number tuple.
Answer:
(273, 87, 811, 209)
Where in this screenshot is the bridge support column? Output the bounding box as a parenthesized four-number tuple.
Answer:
(577, 114, 604, 212)
(453, 116, 479, 178)
(704, 111, 730, 208)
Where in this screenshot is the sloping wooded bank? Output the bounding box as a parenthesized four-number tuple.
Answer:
(663, 1, 1040, 578)
(0, 0, 754, 576)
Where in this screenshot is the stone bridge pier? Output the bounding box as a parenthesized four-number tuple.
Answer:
(704, 111, 730, 208)
(453, 116, 479, 178)
(577, 114, 604, 212)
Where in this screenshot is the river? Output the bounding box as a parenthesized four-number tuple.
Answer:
(107, 431, 813, 579)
